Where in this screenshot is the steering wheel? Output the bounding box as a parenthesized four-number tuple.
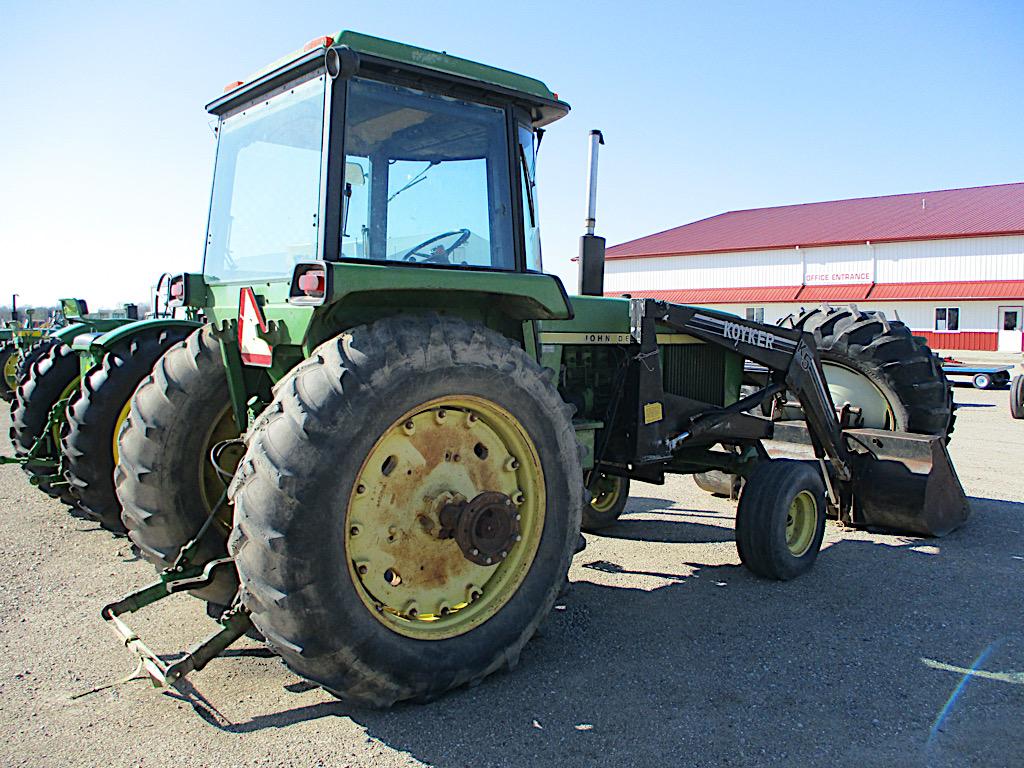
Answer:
(401, 229, 471, 264)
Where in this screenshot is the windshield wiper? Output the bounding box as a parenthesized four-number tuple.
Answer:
(519, 145, 536, 227)
(388, 161, 436, 203)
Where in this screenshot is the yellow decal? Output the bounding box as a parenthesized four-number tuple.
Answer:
(643, 402, 663, 424)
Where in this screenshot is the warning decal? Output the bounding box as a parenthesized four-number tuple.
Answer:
(238, 287, 272, 367)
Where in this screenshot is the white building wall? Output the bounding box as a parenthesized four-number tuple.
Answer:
(874, 236, 1024, 283)
(604, 248, 802, 292)
(606, 234, 1024, 290)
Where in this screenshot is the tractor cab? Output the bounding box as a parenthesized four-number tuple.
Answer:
(199, 32, 568, 290)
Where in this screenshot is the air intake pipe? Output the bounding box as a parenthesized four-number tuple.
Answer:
(578, 129, 606, 296)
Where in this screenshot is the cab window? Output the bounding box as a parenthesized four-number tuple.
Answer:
(341, 78, 515, 269)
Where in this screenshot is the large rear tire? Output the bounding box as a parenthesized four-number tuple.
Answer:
(1011, 375, 1024, 420)
(63, 326, 194, 534)
(229, 314, 583, 707)
(787, 305, 955, 437)
(15, 337, 59, 390)
(116, 325, 242, 604)
(9, 342, 80, 504)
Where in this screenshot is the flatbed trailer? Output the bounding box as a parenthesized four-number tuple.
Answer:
(940, 361, 1012, 390)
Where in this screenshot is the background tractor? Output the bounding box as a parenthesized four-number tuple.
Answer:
(105, 31, 969, 707)
(7, 297, 197, 531)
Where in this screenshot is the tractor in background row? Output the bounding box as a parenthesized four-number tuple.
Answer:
(7, 291, 199, 532)
(98, 31, 968, 708)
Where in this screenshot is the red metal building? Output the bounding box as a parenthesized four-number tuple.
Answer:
(606, 183, 1024, 352)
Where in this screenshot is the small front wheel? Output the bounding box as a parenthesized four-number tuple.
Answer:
(735, 460, 826, 580)
(581, 472, 630, 532)
(973, 373, 992, 390)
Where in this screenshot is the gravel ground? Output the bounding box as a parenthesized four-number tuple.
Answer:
(0, 384, 1021, 768)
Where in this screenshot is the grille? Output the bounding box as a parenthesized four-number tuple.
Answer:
(661, 344, 727, 406)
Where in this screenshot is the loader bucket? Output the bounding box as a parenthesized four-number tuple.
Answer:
(844, 428, 970, 537)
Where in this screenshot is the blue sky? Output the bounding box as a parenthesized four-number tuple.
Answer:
(2, 0, 1022, 307)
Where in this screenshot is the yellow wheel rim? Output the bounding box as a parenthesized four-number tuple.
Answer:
(588, 473, 623, 514)
(785, 490, 818, 557)
(112, 398, 132, 466)
(3, 351, 18, 390)
(52, 375, 81, 446)
(346, 395, 545, 640)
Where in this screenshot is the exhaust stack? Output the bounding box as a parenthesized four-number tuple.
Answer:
(578, 129, 606, 296)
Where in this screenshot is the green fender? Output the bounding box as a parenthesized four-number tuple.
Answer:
(51, 322, 92, 344)
(89, 318, 202, 354)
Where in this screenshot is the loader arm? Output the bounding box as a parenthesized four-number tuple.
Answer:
(643, 300, 852, 481)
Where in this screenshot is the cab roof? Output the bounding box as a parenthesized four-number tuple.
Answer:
(209, 30, 570, 126)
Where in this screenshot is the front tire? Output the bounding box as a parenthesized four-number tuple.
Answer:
(736, 460, 826, 581)
(229, 314, 583, 707)
(63, 326, 194, 533)
(581, 472, 630, 531)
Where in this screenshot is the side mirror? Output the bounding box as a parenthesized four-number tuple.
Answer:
(345, 162, 366, 187)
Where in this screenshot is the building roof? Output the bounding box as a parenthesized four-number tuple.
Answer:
(612, 280, 1024, 304)
(607, 182, 1024, 259)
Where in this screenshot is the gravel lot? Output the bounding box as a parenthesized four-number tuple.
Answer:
(0, 384, 1021, 768)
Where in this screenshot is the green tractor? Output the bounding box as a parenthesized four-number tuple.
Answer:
(1, 306, 52, 402)
(104, 31, 968, 706)
(7, 297, 198, 529)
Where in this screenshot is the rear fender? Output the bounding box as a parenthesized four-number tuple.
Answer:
(306, 262, 573, 350)
(88, 318, 203, 354)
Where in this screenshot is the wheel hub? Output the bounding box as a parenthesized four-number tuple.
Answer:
(346, 396, 545, 640)
(439, 491, 521, 566)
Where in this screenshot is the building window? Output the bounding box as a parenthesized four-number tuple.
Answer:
(935, 307, 960, 331)
(745, 307, 765, 323)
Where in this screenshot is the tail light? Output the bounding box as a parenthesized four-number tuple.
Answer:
(298, 269, 325, 296)
(289, 263, 329, 306)
(168, 275, 186, 306)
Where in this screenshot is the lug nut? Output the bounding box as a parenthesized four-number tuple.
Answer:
(350, 525, 360, 536)
(357, 564, 368, 575)
(356, 484, 365, 494)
